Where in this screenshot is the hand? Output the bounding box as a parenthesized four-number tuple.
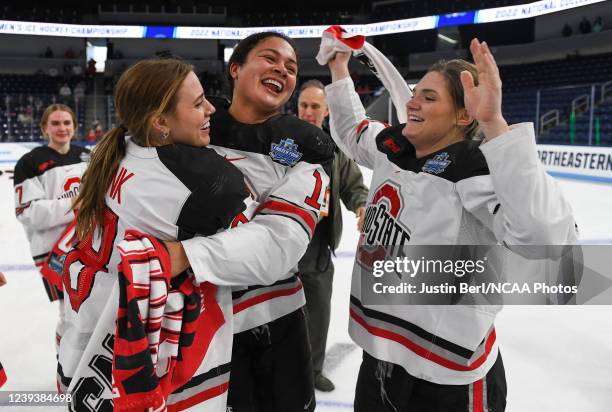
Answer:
(163, 240, 190, 277)
(356, 206, 365, 232)
(328, 51, 351, 83)
(461, 38, 509, 140)
(0, 272, 7, 287)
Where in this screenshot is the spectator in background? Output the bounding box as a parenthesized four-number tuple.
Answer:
(297, 80, 368, 392)
(94, 124, 104, 140)
(17, 106, 33, 126)
(86, 128, 96, 142)
(87, 58, 97, 76)
(59, 83, 72, 101)
(579, 16, 592, 34)
(593, 16, 603, 32)
(48, 66, 59, 77)
(43, 46, 54, 58)
(562, 23, 572, 37)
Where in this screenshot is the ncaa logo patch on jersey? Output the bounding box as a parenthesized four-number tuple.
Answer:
(422, 152, 451, 174)
(270, 138, 303, 166)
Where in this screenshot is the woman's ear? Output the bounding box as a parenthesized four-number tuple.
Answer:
(457, 108, 474, 127)
(229, 62, 240, 81)
(151, 114, 168, 135)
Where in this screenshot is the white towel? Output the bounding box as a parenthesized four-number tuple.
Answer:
(316, 25, 412, 123)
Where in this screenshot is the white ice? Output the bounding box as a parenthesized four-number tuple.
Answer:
(1, 168, 611, 411)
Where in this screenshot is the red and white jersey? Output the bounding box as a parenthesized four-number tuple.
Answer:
(13, 145, 89, 301)
(326, 76, 578, 385)
(181, 103, 335, 333)
(60, 139, 250, 411)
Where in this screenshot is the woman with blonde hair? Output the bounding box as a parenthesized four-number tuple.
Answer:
(13, 103, 89, 356)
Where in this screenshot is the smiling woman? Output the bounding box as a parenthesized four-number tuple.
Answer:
(12, 103, 89, 369)
(324, 38, 578, 411)
(59, 58, 253, 411)
(163, 31, 335, 412)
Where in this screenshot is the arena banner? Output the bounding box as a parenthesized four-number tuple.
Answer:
(1, 142, 611, 182)
(475, 0, 605, 24)
(175, 16, 437, 40)
(0, 20, 145, 38)
(0, 143, 40, 167)
(537, 144, 612, 183)
(0, 0, 604, 40)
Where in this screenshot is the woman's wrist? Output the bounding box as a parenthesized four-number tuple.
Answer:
(480, 116, 510, 142)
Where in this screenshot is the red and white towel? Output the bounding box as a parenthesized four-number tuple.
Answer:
(316, 25, 412, 124)
(112, 230, 226, 411)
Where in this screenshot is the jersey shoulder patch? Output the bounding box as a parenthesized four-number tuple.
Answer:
(209, 106, 334, 169)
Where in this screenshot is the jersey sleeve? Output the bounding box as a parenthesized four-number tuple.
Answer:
(182, 160, 330, 287)
(176, 157, 249, 240)
(456, 123, 578, 257)
(13, 156, 73, 231)
(325, 76, 389, 170)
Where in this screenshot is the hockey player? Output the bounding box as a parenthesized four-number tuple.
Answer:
(62, 54, 328, 411)
(165, 32, 335, 412)
(13, 104, 89, 355)
(322, 37, 577, 411)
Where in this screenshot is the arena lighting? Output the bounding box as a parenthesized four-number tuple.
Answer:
(437, 33, 458, 44)
(0, 0, 605, 39)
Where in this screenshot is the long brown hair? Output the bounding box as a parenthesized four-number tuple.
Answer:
(40, 104, 77, 138)
(74, 58, 193, 238)
(428, 59, 480, 140)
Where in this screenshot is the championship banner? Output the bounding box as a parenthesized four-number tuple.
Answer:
(0, 0, 604, 39)
(0, 20, 145, 38)
(475, 0, 605, 23)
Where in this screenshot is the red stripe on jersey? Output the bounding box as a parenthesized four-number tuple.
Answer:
(233, 283, 304, 314)
(356, 119, 369, 137)
(0, 363, 6, 388)
(472, 379, 484, 412)
(167, 381, 229, 412)
(350, 309, 496, 372)
(257, 199, 316, 237)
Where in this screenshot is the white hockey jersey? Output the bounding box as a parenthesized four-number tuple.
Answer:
(60, 139, 251, 411)
(13, 144, 89, 301)
(181, 103, 335, 333)
(326, 76, 577, 385)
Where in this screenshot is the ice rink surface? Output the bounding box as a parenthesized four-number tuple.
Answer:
(1, 167, 611, 411)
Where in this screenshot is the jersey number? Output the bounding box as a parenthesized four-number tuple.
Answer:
(63, 208, 119, 312)
(304, 170, 323, 210)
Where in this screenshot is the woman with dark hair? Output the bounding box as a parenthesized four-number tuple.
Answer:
(13, 103, 89, 357)
(323, 39, 577, 411)
(166, 31, 335, 412)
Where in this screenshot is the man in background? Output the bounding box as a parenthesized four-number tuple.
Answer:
(297, 80, 368, 392)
